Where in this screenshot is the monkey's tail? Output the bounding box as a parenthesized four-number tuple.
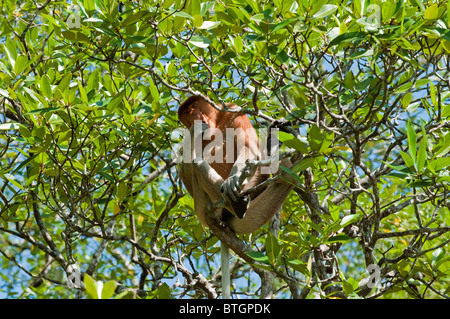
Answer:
(221, 242, 231, 299)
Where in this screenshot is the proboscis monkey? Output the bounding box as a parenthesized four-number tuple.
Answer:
(178, 95, 295, 235)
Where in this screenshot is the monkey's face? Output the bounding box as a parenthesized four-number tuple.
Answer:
(179, 102, 212, 129)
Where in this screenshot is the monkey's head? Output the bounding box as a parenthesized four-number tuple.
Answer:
(178, 96, 217, 129)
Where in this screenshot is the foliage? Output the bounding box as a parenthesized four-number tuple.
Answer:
(0, 0, 449, 299)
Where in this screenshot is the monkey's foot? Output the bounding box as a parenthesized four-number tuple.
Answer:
(269, 119, 292, 131)
(229, 196, 250, 219)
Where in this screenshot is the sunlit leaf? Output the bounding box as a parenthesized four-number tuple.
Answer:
(424, 3, 438, 20)
(312, 4, 338, 19)
(84, 274, 99, 299)
(407, 121, 417, 162)
(340, 214, 360, 227)
(197, 20, 221, 30)
(101, 281, 117, 299)
(188, 36, 212, 48)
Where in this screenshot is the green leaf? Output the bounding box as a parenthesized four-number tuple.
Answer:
(272, 18, 297, 33)
(40, 75, 52, 99)
(424, 3, 438, 20)
(193, 15, 203, 28)
(429, 157, 450, 172)
(340, 214, 360, 227)
(443, 104, 450, 118)
(93, 27, 116, 37)
(411, 0, 426, 12)
(107, 90, 125, 110)
(291, 157, 314, 174)
(274, 0, 295, 14)
(436, 133, 450, 157)
(247, 251, 270, 265)
(84, 274, 99, 299)
(407, 121, 417, 162)
(308, 124, 323, 151)
(84, 17, 103, 23)
(329, 32, 366, 47)
(348, 49, 374, 59)
(286, 259, 310, 275)
(61, 30, 77, 42)
(408, 179, 433, 188)
(328, 200, 340, 222)
(402, 92, 412, 109)
(189, 36, 212, 48)
(101, 281, 117, 299)
(190, 0, 201, 16)
(14, 55, 28, 74)
(342, 279, 354, 295)
(326, 234, 353, 244)
(4, 37, 17, 67)
(157, 282, 171, 299)
(251, 13, 272, 24)
(448, 0, 450, 27)
(54, 74, 72, 101)
(148, 79, 159, 102)
(78, 81, 88, 104)
(117, 181, 128, 201)
(382, 1, 396, 21)
(430, 82, 436, 106)
(306, 125, 334, 153)
(120, 10, 148, 27)
(395, 81, 414, 93)
(278, 131, 308, 153)
(400, 151, 416, 171)
(343, 71, 355, 90)
(0, 88, 9, 99)
(306, 254, 313, 286)
(319, 131, 334, 152)
(114, 290, 135, 299)
(417, 135, 427, 172)
(26, 107, 61, 115)
(3, 173, 24, 190)
(198, 20, 221, 30)
(312, 4, 338, 19)
(74, 32, 90, 43)
(173, 11, 193, 19)
(416, 79, 431, 88)
(266, 233, 280, 265)
(382, 160, 412, 173)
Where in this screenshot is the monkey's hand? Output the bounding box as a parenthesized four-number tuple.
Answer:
(220, 169, 250, 219)
(190, 121, 210, 136)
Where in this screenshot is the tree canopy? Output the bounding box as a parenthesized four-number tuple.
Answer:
(0, 0, 449, 299)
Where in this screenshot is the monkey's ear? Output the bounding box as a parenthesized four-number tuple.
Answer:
(178, 95, 205, 119)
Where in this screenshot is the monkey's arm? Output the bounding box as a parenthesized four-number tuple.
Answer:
(182, 156, 295, 234)
(219, 127, 262, 217)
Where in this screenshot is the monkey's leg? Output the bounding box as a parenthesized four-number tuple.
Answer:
(182, 159, 232, 228)
(228, 180, 294, 234)
(193, 159, 251, 219)
(228, 158, 298, 234)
